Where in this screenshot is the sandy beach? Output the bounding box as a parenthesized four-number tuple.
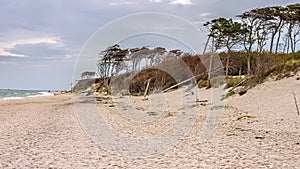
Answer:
(0, 75, 299, 168)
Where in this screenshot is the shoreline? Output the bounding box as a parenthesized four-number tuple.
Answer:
(0, 90, 71, 101)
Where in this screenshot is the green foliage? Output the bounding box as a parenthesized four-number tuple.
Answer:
(238, 89, 247, 96)
(97, 86, 111, 95)
(221, 91, 234, 100)
(198, 79, 208, 88)
(270, 59, 300, 80)
(236, 115, 256, 121)
(211, 105, 233, 110)
(226, 76, 246, 88)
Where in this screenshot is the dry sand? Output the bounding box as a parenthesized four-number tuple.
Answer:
(0, 75, 299, 168)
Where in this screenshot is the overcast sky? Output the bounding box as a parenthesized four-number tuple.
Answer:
(0, 0, 298, 90)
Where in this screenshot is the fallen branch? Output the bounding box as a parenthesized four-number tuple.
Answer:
(162, 74, 202, 93)
(144, 79, 151, 97)
(292, 92, 299, 116)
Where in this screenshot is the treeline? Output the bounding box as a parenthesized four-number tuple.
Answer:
(97, 44, 183, 79)
(76, 3, 300, 94)
(203, 3, 300, 76)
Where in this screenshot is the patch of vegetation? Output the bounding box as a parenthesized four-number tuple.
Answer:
(238, 89, 247, 96)
(271, 59, 300, 80)
(211, 104, 233, 110)
(226, 76, 246, 88)
(164, 111, 174, 118)
(221, 91, 234, 100)
(180, 104, 200, 110)
(198, 79, 208, 88)
(129, 68, 178, 94)
(97, 86, 111, 95)
(244, 59, 300, 88)
(236, 115, 256, 121)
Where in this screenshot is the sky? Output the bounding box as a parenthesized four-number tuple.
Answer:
(0, 0, 299, 90)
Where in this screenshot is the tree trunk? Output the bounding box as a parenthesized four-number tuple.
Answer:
(269, 33, 276, 53)
(292, 29, 299, 60)
(207, 54, 213, 88)
(247, 53, 251, 75)
(243, 28, 253, 76)
(225, 36, 231, 77)
(286, 37, 290, 56)
(207, 36, 215, 88)
(225, 55, 230, 77)
(283, 37, 287, 54)
(275, 22, 284, 54)
(202, 36, 210, 55)
(270, 19, 283, 53)
(289, 24, 295, 60)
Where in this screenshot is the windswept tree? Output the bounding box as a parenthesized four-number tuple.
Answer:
(239, 4, 300, 55)
(205, 18, 248, 76)
(151, 47, 167, 65)
(270, 6, 287, 53)
(97, 44, 128, 81)
(247, 6, 286, 53)
(128, 48, 141, 72)
(127, 46, 167, 71)
(238, 6, 284, 74)
(283, 4, 300, 59)
(237, 12, 254, 75)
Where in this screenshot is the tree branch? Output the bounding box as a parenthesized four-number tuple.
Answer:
(293, 92, 299, 116)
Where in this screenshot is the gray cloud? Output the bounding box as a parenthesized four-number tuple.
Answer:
(0, 0, 299, 90)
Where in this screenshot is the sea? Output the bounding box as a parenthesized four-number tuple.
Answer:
(0, 89, 54, 100)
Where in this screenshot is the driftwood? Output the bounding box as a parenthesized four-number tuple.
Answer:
(144, 79, 151, 97)
(292, 92, 299, 116)
(162, 74, 202, 93)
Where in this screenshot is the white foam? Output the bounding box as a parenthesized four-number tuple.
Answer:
(0, 92, 54, 100)
(27, 92, 54, 98)
(2, 97, 23, 100)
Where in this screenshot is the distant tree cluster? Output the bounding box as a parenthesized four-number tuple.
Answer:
(204, 3, 300, 75)
(81, 71, 95, 79)
(97, 45, 187, 79)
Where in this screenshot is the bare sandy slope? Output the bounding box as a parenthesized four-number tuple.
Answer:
(0, 75, 299, 168)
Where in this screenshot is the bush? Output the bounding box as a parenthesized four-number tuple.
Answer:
(238, 89, 247, 96)
(198, 79, 208, 88)
(226, 76, 246, 88)
(129, 68, 177, 94)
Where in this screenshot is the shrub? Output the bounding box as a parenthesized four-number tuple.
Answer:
(238, 89, 247, 96)
(226, 76, 246, 88)
(198, 79, 208, 88)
